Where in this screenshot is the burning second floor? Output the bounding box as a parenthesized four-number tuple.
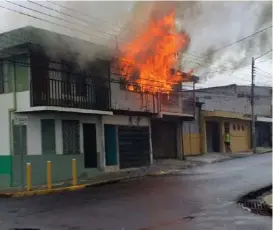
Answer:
(0, 26, 198, 117)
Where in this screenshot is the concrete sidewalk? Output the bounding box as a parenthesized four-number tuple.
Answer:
(185, 152, 253, 164)
(0, 150, 270, 198)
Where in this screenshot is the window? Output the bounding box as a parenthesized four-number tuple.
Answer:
(41, 119, 56, 155)
(242, 125, 244, 131)
(62, 120, 80, 154)
(237, 124, 240, 130)
(224, 122, 230, 133)
(0, 61, 12, 94)
(233, 124, 236, 130)
(13, 123, 27, 155)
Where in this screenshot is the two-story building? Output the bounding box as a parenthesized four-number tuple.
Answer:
(182, 84, 272, 155)
(0, 26, 198, 189)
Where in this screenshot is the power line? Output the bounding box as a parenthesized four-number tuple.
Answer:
(0, 3, 271, 86)
(47, 0, 123, 33)
(198, 25, 272, 58)
(27, 0, 120, 38)
(22, 1, 273, 72)
(255, 67, 272, 76)
(254, 49, 272, 60)
(256, 57, 272, 64)
(0, 27, 253, 86)
(5, 1, 117, 41)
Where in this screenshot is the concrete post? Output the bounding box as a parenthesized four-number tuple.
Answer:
(219, 120, 225, 153)
(176, 120, 184, 160)
(148, 119, 153, 165)
(200, 112, 207, 154)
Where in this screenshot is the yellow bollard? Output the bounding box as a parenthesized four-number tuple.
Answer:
(26, 163, 31, 191)
(47, 161, 52, 190)
(72, 159, 77, 186)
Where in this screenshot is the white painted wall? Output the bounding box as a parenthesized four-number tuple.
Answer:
(16, 91, 30, 110)
(110, 74, 156, 113)
(110, 74, 191, 115)
(10, 112, 150, 156)
(103, 115, 149, 126)
(12, 113, 100, 156)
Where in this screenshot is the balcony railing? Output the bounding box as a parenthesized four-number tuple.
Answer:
(159, 91, 195, 115)
(30, 78, 110, 111)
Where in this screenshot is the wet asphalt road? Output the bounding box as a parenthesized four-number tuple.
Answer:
(0, 153, 272, 230)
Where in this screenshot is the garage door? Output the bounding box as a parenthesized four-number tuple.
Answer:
(118, 126, 150, 169)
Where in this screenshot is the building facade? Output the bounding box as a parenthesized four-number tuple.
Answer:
(0, 26, 197, 188)
(183, 84, 272, 155)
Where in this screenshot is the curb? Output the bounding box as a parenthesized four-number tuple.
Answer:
(0, 184, 87, 198)
(0, 175, 144, 198)
(146, 169, 181, 176)
(256, 150, 272, 155)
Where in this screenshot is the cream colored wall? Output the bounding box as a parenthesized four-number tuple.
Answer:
(229, 120, 251, 153)
(183, 133, 201, 156)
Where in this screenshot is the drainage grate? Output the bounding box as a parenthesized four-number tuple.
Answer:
(239, 199, 272, 216)
(238, 185, 272, 217)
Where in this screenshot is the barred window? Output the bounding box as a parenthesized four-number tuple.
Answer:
(62, 120, 80, 155)
(41, 119, 56, 155)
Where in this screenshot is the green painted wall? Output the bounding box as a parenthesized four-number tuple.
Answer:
(12, 154, 100, 187)
(0, 156, 12, 188)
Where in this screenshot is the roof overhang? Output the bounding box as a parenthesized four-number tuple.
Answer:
(256, 116, 272, 123)
(16, 106, 113, 115)
(202, 110, 251, 120)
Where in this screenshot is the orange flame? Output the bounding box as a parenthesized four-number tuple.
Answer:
(118, 12, 192, 94)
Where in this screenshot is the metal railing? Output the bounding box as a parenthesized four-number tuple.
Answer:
(30, 78, 110, 110)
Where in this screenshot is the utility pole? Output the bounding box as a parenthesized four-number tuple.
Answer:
(251, 57, 256, 154)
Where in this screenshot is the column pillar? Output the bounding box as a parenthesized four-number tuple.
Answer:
(148, 119, 153, 165)
(200, 112, 207, 154)
(219, 120, 225, 153)
(176, 120, 184, 160)
(97, 116, 105, 170)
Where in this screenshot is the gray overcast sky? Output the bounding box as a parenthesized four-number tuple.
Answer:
(0, 0, 271, 88)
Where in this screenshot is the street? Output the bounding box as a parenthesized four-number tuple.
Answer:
(0, 153, 271, 230)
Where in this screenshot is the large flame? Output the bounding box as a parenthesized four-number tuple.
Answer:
(118, 12, 192, 94)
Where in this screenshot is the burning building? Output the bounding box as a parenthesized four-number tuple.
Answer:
(0, 14, 198, 188)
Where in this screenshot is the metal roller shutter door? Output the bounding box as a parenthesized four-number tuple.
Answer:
(118, 126, 150, 169)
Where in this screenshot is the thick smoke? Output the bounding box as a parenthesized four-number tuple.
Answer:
(122, 1, 272, 81)
(1, 1, 271, 78)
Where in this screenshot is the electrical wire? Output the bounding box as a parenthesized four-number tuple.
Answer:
(197, 25, 272, 59)
(27, 0, 121, 35)
(47, 0, 123, 33)
(5, 1, 117, 41)
(254, 49, 272, 60)
(0, 25, 255, 85)
(0, 2, 271, 87)
(5, 1, 272, 65)
(255, 67, 272, 76)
